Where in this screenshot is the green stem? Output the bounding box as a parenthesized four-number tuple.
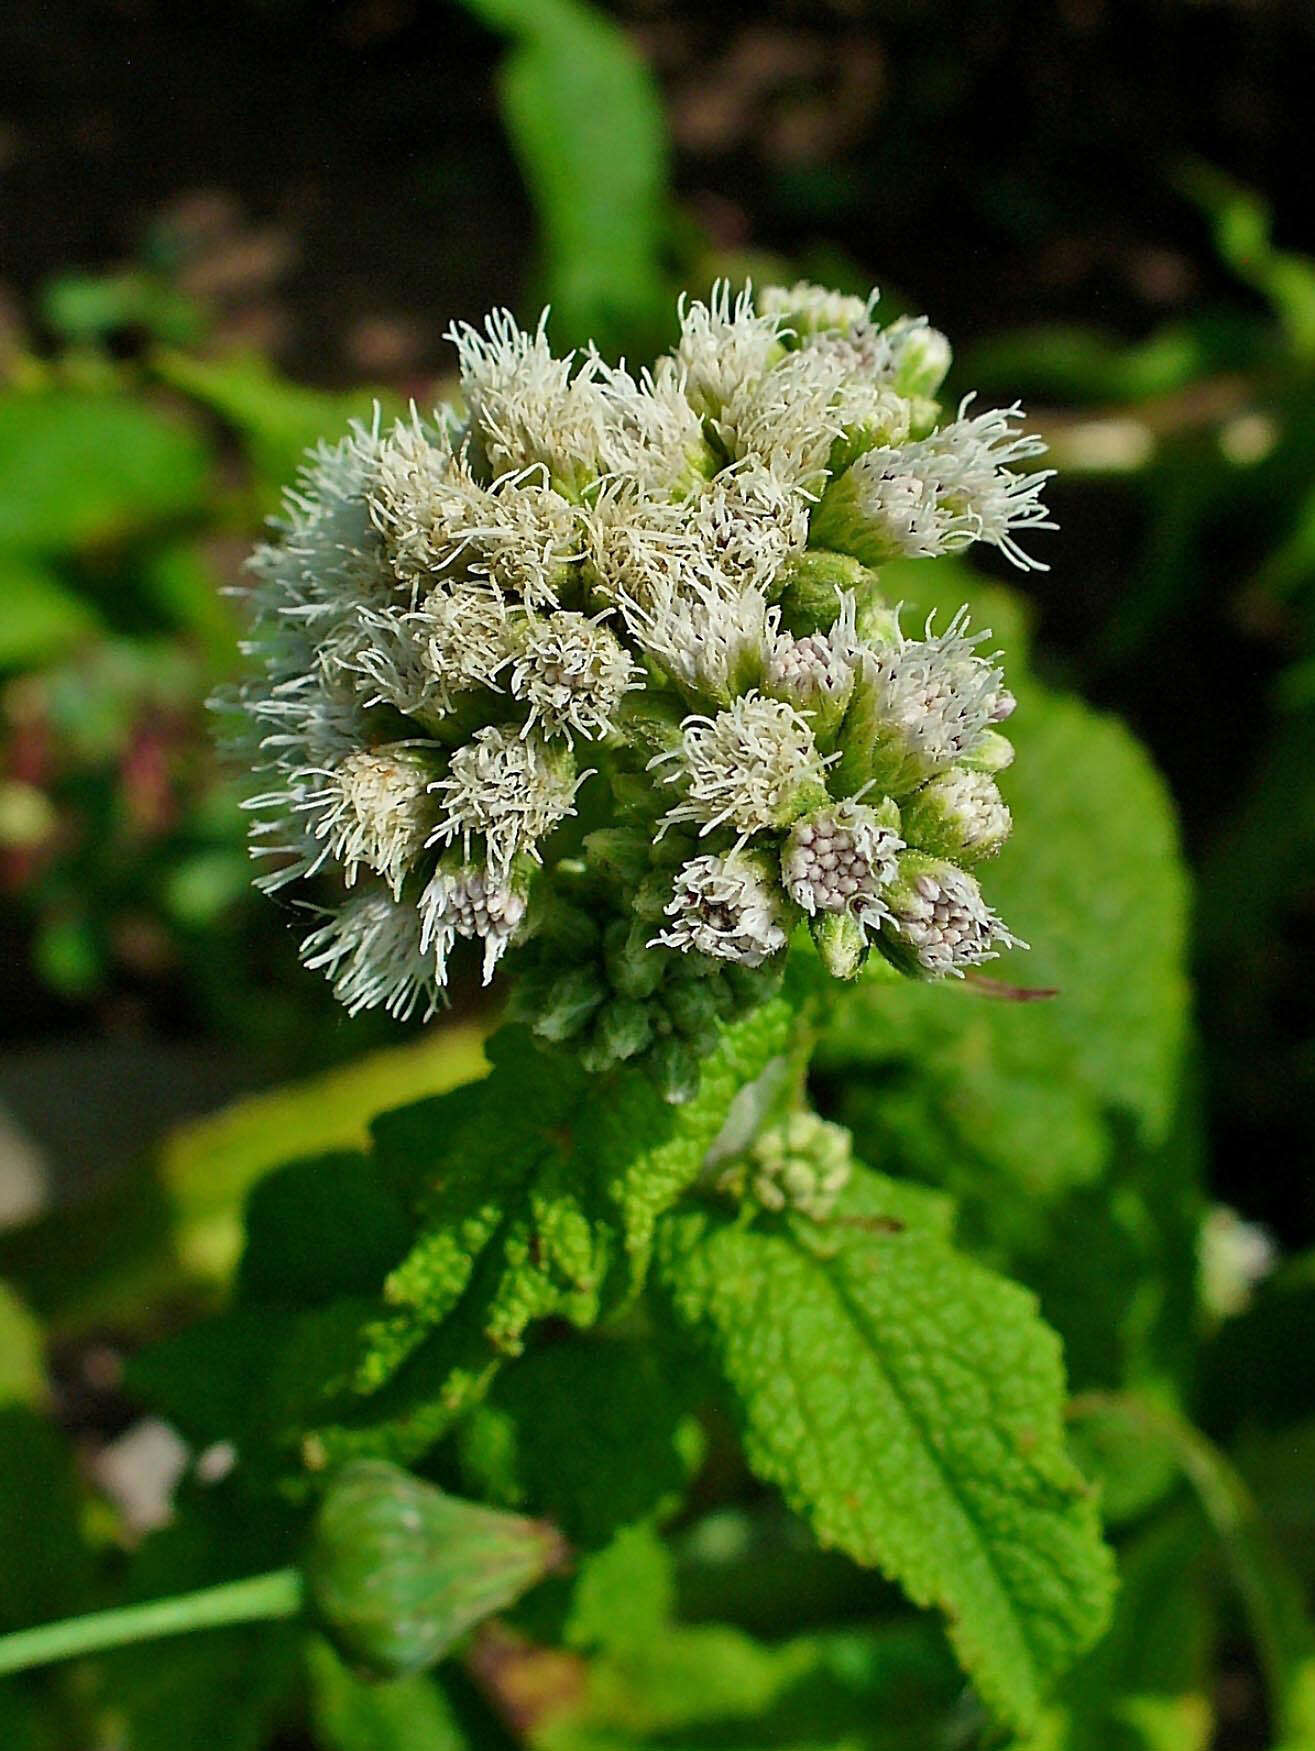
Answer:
(1069, 1391, 1315, 1744)
(0, 1568, 304, 1680)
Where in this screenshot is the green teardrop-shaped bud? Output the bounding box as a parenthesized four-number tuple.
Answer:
(616, 692, 689, 764)
(663, 977, 722, 1051)
(531, 966, 607, 1042)
(604, 918, 665, 1000)
(902, 767, 1012, 864)
(650, 1036, 701, 1105)
(809, 910, 867, 980)
(958, 729, 1015, 774)
(775, 550, 881, 633)
(891, 325, 951, 400)
(589, 997, 654, 1067)
(307, 1462, 567, 1680)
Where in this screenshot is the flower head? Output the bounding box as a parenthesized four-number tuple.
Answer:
(654, 852, 789, 966)
(419, 858, 529, 986)
(674, 283, 785, 420)
(301, 892, 440, 1020)
(835, 607, 1009, 795)
(812, 397, 1054, 570)
(313, 745, 438, 896)
(782, 800, 904, 929)
(884, 853, 1025, 976)
(228, 284, 1045, 1059)
(507, 611, 639, 743)
(653, 694, 828, 842)
(429, 725, 584, 873)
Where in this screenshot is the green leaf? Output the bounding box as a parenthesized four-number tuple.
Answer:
(311, 1003, 793, 1468)
(238, 1152, 413, 1309)
(1013, 1510, 1215, 1751)
(820, 561, 1190, 1247)
(457, 1339, 702, 1548)
(160, 1023, 488, 1286)
(0, 389, 209, 552)
(149, 350, 400, 501)
(0, 557, 102, 668)
(0, 1407, 92, 1635)
(459, 0, 669, 353)
(657, 1182, 1116, 1730)
(1069, 1393, 1315, 1748)
(1180, 162, 1315, 362)
(0, 1282, 46, 1409)
(102, 1624, 301, 1751)
(539, 1620, 961, 1751)
(307, 1637, 468, 1751)
(563, 1522, 675, 1658)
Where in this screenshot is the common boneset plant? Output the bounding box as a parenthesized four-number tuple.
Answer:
(224, 282, 1048, 1101)
(1, 287, 1137, 1744)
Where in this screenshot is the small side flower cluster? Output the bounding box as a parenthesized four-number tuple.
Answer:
(227, 283, 1046, 1089)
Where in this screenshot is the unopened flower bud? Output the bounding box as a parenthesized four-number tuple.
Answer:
(654, 850, 791, 967)
(774, 550, 880, 635)
(810, 909, 868, 980)
(1198, 1206, 1277, 1320)
(959, 729, 1015, 774)
(307, 1461, 567, 1679)
(530, 965, 607, 1041)
(582, 998, 654, 1070)
(782, 799, 904, 932)
(744, 1111, 854, 1221)
(882, 851, 1024, 978)
(886, 318, 952, 401)
(902, 768, 1012, 863)
(760, 281, 877, 337)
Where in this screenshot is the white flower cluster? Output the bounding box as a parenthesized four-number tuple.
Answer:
(229, 283, 1048, 1037)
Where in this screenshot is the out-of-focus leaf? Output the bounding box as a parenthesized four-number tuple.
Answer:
(160, 1023, 488, 1284)
(137, 540, 236, 658)
(966, 318, 1261, 406)
(0, 557, 102, 668)
(822, 559, 1190, 1153)
(238, 1152, 412, 1310)
(538, 1620, 961, 1751)
(0, 1283, 46, 1409)
(40, 270, 205, 348)
(1014, 1510, 1215, 1751)
(457, 1340, 701, 1548)
(1070, 1394, 1315, 1747)
(0, 1026, 488, 1340)
(307, 1637, 468, 1751)
(458, 0, 669, 354)
(0, 389, 209, 551)
(1182, 162, 1315, 362)
(150, 350, 400, 501)
(0, 1407, 92, 1636)
(563, 1522, 675, 1658)
(33, 910, 103, 996)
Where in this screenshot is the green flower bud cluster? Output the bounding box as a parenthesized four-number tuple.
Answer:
(714, 1109, 854, 1222)
(228, 283, 1044, 1057)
